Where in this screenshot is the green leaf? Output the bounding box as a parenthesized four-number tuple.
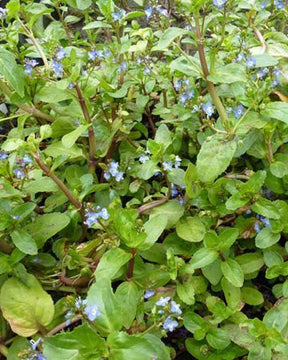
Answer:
(221, 258, 244, 287)
(7, 337, 30, 360)
(252, 54, 278, 67)
(255, 227, 280, 249)
(156, 27, 189, 51)
(97, 0, 114, 18)
(83, 21, 112, 30)
(251, 198, 280, 219)
(95, 248, 132, 280)
(221, 278, 242, 310)
(241, 287, 264, 306)
(62, 125, 90, 148)
(150, 200, 185, 229)
(115, 282, 141, 329)
(11, 229, 38, 255)
(183, 311, 209, 335)
(108, 332, 170, 360)
(43, 324, 107, 360)
(207, 63, 246, 84)
(190, 248, 219, 269)
(6, 0, 20, 18)
(206, 328, 231, 350)
(155, 124, 172, 149)
(236, 252, 264, 274)
(261, 102, 288, 125)
(35, 84, 73, 103)
(23, 213, 70, 248)
(196, 134, 237, 183)
(44, 141, 84, 159)
(176, 217, 206, 242)
(139, 215, 167, 250)
(0, 274, 54, 336)
(177, 279, 195, 305)
(86, 278, 123, 335)
(184, 163, 201, 199)
(0, 48, 25, 97)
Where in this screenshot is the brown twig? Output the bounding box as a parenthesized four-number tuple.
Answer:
(59, 273, 91, 287)
(253, 27, 266, 54)
(75, 84, 97, 174)
(138, 196, 169, 215)
(33, 152, 83, 212)
(126, 248, 136, 281)
(47, 315, 82, 337)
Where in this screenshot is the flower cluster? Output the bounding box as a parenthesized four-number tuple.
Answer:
(51, 47, 66, 77)
(88, 49, 112, 61)
(213, 0, 227, 9)
(104, 160, 124, 182)
(84, 206, 109, 228)
(145, 5, 169, 19)
(162, 156, 181, 172)
(155, 296, 182, 332)
(112, 9, 126, 22)
(12, 155, 33, 179)
(203, 102, 214, 117)
(174, 79, 195, 106)
(139, 149, 151, 164)
(254, 214, 271, 233)
(28, 338, 46, 360)
(233, 105, 245, 119)
(24, 59, 38, 76)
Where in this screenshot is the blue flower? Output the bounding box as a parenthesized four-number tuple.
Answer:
(163, 316, 178, 332)
(203, 102, 214, 117)
(68, 83, 74, 89)
(143, 66, 151, 75)
(170, 301, 182, 315)
(174, 156, 182, 168)
(20, 155, 32, 167)
(213, 0, 226, 9)
(30, 337, 42, 351)
(163, 161, 173, 171)
(139, 154, 150, 164)
(13, 168, 25, 179)
(275, 0, 285, 9)
(144, 290, 155, 299)
(246, 209, 252, 215)
(174, 79, 182, 91)
(0, 7, 7, 18)
(145, 7, 153, 19)
(246, 57, 256, 69)
(261, 2, 267, 9)
(171, 184, 178, 197)
(260, 216, 271, 227)
(99, 207, 109, 220)
(179, 94, 187, 104)
(157, 7, 169, 17)
(84, 303, 100, 321)
(273, 68, 281, 78)
(24, 59, 38, 76)
(55, 47, 66, 61)
(84, 207, 109, 227)
(119, 61, 128, 72)
(0, 151, 8, 160)
(112, 9, 126, 22)
(75, 297, 87, 309)
(52, 60, 64, 77)
(65, 310, 73, 325)
(37, 355, 47, 360)
(235, 53, 245, 62)
(233, 105, 245, 119)
(156, 296, 170, 306)
(254, 222, 261, 234)
(178, 197, 186, 206)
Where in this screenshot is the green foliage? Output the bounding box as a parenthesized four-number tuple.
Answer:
(0, 0, 288, 358)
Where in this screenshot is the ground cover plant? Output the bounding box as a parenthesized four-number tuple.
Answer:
(0, 0, 288, 359)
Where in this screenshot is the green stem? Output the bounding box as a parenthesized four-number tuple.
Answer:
(17, 18, 49, 70)
(0, 79, 55, 122)
(140, 322, 158, 336)
(0, 344, 8, 357)
(75, 84, 97, 174)
(231, 106, 252, 135)
(47, 315, 82, 336)
(33, 152, 83, 212)
(193, 14, 230, 133)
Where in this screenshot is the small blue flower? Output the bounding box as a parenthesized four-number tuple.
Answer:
(174, 156, 181, 169)
(144, 290, 155, 299)
(37, 355, 47, 360)
(170, 301, 182, 315)
(156, 296, 170, 306)
(84, 303, 100, 321)
(174, 79, 182, 91)
(246, 57, 256, 69)
(257, 67, 269, 80)
(99, 208, 109, 220)
(213, 0, 226, 9)
(30, 337, 42, 351)
(68, 82, 74, 89)
(0, 151, 8, 160)
(13, 168, 25, 179)
(24, 59, 38, 76)
(112, 9, 126, 22)
(178, 197, 186, 206)
(273, 67, 281, 78)
(275, 0, 285, 9)
(235, 53, 245, 62)
(233, 105, 245, 119)
(20, 155, 32, 167)
(261, 2, 267, 9)
(119, 61, 128, 72)
(11, 215, 20, 220)
(171, 184, 178, 197)
(55, 47, 66, 61)
(75, 297, 87, 309)
(254, 222, 261, 234)
(191, 105, 200, 113)
(163, 161, 173, 171)
(157, 7, 169, 17)
(179, 94, 187, 104)
(139, 154, 150, 164)
(163, 316, 178, 332)
(246, 209, 252, 215)
(143, 66, 151, 75)
(52, 60, 64, 77)
(65, 310, 73, 325)
(260, 216, 271, 227)
(0, 7, 7, 18)
(145, 7, 153, 19)
(203, 102, 214, 117)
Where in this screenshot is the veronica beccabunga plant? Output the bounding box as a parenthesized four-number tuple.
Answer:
(0, 0, 287, 359)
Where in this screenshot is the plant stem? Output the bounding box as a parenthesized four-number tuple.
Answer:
(17, 18, 49, 70)
(47, 315, 82, 336)
(193, 14, 230, 133)
(0, 80, 55, 122)
(126, 248, 136, 281)
(75, 84, 97, 174)
(33, 152, 83, 212)
(0, 344, 8, 357)
(138, 196, 169, 215)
